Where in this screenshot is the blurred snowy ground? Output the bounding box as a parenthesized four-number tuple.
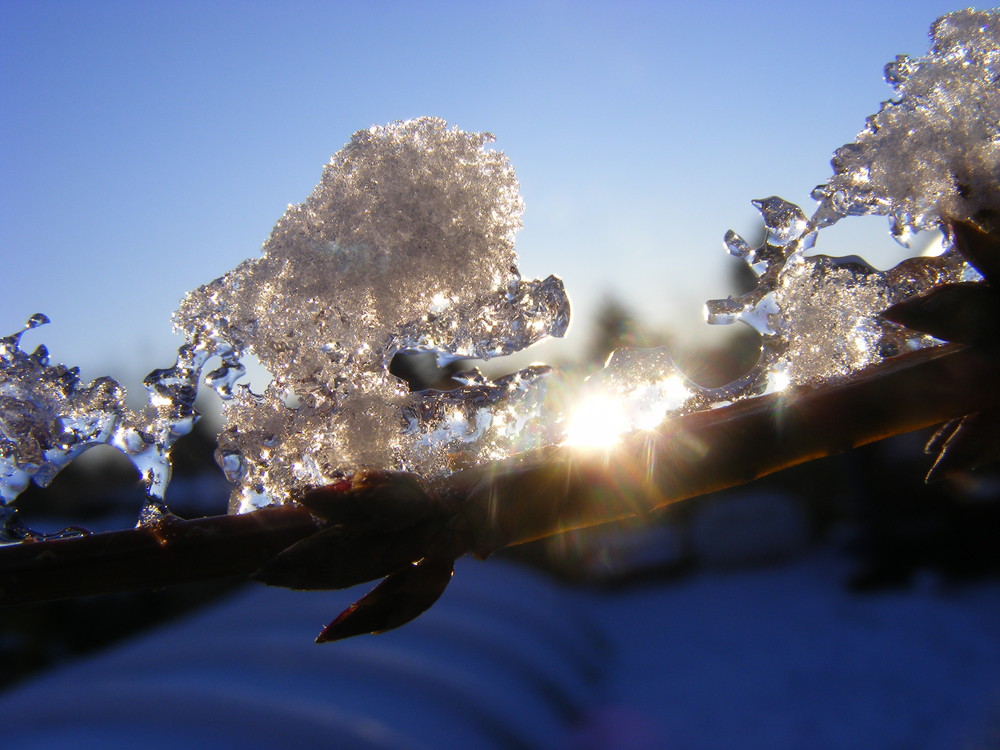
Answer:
(1, 546, 998, 750)
(572, 551, 1000, 750)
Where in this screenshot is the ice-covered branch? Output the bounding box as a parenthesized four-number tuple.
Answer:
(3, 10, 1000, 639)
(3, 342, 997, 613)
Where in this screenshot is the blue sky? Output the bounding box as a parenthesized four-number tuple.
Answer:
(0, 0, 967, 391)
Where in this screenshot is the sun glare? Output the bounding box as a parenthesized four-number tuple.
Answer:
(562, 394, 629, 448)
(769, 367, 791, 393)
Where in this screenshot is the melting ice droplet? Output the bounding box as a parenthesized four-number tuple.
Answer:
(174, 117, 569, 512)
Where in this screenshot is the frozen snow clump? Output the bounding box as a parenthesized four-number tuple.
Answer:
(174, 118, 569, 512)
(703, 11, 997, 388)
(0, 314, 204, 539)
(813, 9, 1000, 242)
(588, 9, 992, 434)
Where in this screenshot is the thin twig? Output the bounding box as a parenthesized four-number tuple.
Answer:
(0, 506, 323, 604)
(457, 343, 1000, 554)
(1, 343, 997, 606)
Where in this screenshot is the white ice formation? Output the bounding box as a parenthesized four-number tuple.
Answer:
(812, 10, 1000, 242)
(0, 118, 569, 535)
(0, 314, 202, 538)
(174, 118, 569, 513)
(579, 8, 996, 438)
(1, 10, 997, 536)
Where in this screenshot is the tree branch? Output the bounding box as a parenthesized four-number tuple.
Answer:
(0, 505, 323, 604)
(2, 342, 998, 606)
(457, 343, 1000, 555)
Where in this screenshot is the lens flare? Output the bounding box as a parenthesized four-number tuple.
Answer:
(562, 394, 630, 448)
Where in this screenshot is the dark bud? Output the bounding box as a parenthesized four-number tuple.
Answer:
(882, 283, 1000, 346)
(951, 220, 1000, 285)
(298, 471, 437, 531)
(316, 556, 455, 642)
(253, 524, 432, 590)
(925, 408, 1000, 482)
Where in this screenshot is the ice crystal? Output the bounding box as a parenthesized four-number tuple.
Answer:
(709, 10, 996, 387)
(174, 118, 569, 512)
(0, 314, 203, 539)
(576, 10, 990, 438)
(812, 9, 1000, 240)
(704, 198, 964, 390)
(563, 348, 697, 447)
(2, 10, 996, 532)
(0, 118, 568, 532)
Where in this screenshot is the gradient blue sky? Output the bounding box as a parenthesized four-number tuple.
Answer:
(0, 0, 967, 391)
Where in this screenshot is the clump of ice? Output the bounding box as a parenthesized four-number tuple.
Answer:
(703, 197, 965, 390)
(3, 10, 996, 529)
(174, 117, 569, 512)
(563, 348, 697, 447)
(812, 9, 1000, 241)
(0, 314, 203, 539)
(575, 10, 992, 438)
(0, 118, 568, 532)
(708, 9, 997, 386)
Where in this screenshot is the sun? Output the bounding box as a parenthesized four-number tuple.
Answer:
(562, 394, 630, 449)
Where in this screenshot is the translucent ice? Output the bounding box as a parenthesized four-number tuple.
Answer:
(575, 11, 991, 439)
(701, 11, 996, 387)
(812, 9, 1000, 240)
(2, 10, 996, 530)
(0, 315, 202, 539)
(563, 348, 698, 447)
(173, 118, 569, 512)
(704, 198, 965, 389)
(0, 118, 568, 530)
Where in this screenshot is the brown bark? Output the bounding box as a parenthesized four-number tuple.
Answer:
(1, 343, 997, 606)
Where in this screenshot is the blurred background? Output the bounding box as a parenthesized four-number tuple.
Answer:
(3, 2, 1000, 748)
